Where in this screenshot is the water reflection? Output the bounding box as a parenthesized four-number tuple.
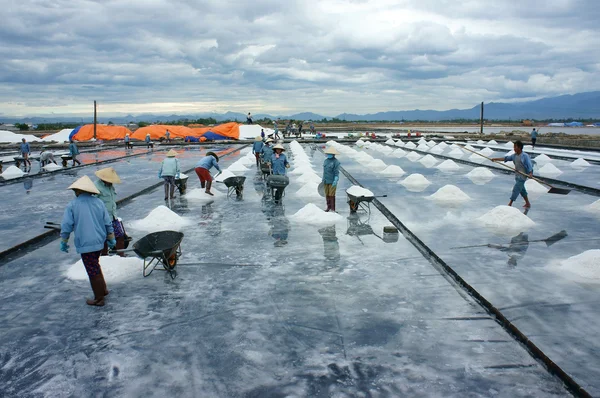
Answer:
(488, 232, 530, 267)
(318, 225, 340, 267)
(266, 205, 290, 247)
(199, 201, 222, 236)
(23, 178, 33, 194)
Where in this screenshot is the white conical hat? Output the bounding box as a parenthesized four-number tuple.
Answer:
(95, 167, 122, 184)
(68, 175, 100, 194)
(255, 136, 262, 141)
(166, 149, 178, 157)
(324, 147, 339, 155)
(272, 143, 285, 150)
(265, 138, 274, 143)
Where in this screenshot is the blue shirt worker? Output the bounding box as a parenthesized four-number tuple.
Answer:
(94, 167, 126, 254)
(60, 175, 115, 307)
(159, 149, 181, 200)
(261, 138, 274, 162)
(69, 140, 82, 166)
(194, 151, 221, 196)
(124, 133, 131, 149)
(19, 138, 32, 168)
(492, 140, 533, 208)
(322, 146, 341, 212)
(531, 128, 538, 149)
(269, 144, 290, 175)
(252, 136, 264, 167)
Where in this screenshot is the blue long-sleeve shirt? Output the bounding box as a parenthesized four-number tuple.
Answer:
(159, 157, 180, 177)
(195, 155, 221, 172)
(531, 129, 538, 139)
(504, 152, 533, 181)
(252, 141, 264, 154)
(322, 157, 340, 184)
(69, 143, 79, 156)
(270, 153, 289, 175)
(20, 142, 30, 155)
(94, 180, 118, 218)
(261, 145, 273, 160)
(60, 193, 114, 253)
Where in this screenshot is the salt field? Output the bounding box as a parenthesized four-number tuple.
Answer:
(1, 139, 599, 396)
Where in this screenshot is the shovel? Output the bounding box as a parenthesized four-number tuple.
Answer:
(451, 230, 568, 250)
(459, 145, 570, 195)
(44, 221, 61, 231)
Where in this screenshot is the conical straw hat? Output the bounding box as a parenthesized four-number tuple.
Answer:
(272, 143, 285, 151)
(255, 136, 263, 141)
(68, 175, 100, 194)
(324, 147, 339, 155)
(265, 138, 274, 143)
(166, 149, 178, 157)
(95, 167, 122, 184)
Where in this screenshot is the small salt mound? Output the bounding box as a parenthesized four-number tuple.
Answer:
(427, 185, 471, 204)
(504, 141, 514, 148)
(405, 152, 422, 162)
(557, 250, 600, 281)
(1, 165, 26, 179)
(479, 147, 494, 157)
(417, 139, 427, 145)
(395, 139, 404, 147)
(586, 199, 600, 214)
(417, 144, 430, 151)
(426, 140, 436, 147)
(368, 159, 387, 170)
(448, 148, 464, 158)
(297, 172, 322, 184)
(469, 153, 486, 163)
(404, 142, 417, 149)
(392, 148, 407, 158)
(347, 185, 374, 197)
(379, 146, 394, 155)
(571, 158, 590, 167)
(296, 181, 321, 198)
(467, 167, 495, 178)
(436, 142, 448, 149)
(385, 139, 395, 145)
(505, 150, 514, 157)
(436, 160, 460, 171)
(289, 203, 343, 225)
(289, 165, 313, 175)
(43, 163, 62, 171)
(476, 206, 535, 233)
(538, 163, 562, 176)
(476, 140, 485, 144)
(379, 165, 405, 176)
(429, 146, 444, 154)
(66, 257, 144, 283)
(400, 173, 431, 188)
(214, 170, 236, 182)
(419, 155, 438, 168)
(487, 140, 498, 145)
(355, 139, 365, 147)
(227, 162, 249, 172)
(534, 154, 552, 164)
(129, 205, 192, 233)
(525, 179, 547, 194)
(464, 144, 476, 151)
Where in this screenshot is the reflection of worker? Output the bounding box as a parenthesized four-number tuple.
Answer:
(268, 205, 289, 247)
(95, 167, 127, 255)
(260, 138, 274, 162)
(69, 139, 82, 166)
(322, 147, 340, 212)
(252, 136, 264, 167)
(195, 151, 221, 196)
(318, 225, 340, 266)
(20, 138, 32, 169)
(60, 176, 115, 307)
(492, 140, 533, 208)
(159, 149, 180, 200)
(488, 232, 529, 267)
(24, 179, 33, 194)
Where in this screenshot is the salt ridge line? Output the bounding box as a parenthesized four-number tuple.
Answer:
(332, 158, 592, 398)
(0, 145, 249, 265)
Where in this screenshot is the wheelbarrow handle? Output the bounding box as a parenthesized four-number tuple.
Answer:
(109, 248, 136, 255)
(44, 225, 61, 231)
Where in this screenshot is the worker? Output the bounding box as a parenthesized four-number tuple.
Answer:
(269, 144, 290, 175)
(19, 138, 32, 170)
(492, 140, 533, 208)
(94, 167, 127, 254)
(159, 149, 180, 200)
(310, 121, 315, 134)
(261, 138, 274, 162)
(60, 175, 115, 307)
(124, 133, 131, 149)
(261, 129, 265, 141)
(322, 147, 341, 212)
(298, 121, 303, 136)
(252, 136, 264, 167)
(531, 128, 538, 149)
(69, 139, 82, 166)
(195, 151, 221, 196)
(247, 112, 253, 124)
(145, 133, 152, 149)
(39, 149, 57, 167)
(273, 120, 279, 139)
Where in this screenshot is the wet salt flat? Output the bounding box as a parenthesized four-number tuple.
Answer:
(0, 141, 597, 396)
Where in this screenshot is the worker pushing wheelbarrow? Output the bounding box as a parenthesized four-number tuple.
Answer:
(265, 143, 290, 203)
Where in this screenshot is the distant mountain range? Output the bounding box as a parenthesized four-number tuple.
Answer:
(2, 91, 599, 124)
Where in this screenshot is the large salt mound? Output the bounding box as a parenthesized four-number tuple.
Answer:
(404, 142, 417, 149)
(400, 173, 431, 188)
(436, 159, 460, 171)
(571, 158, 590, 167)
(296, 181, 321, 198)
(347, 185, 374, 197)
(419, 154, 438, 168)
(368, 159, 387, 170)
(427, 185, 471, 204)
(289, 165, 313, 175)
(289, 203, 343, 225)
(129, 205, 192, 233)
(406, 152, 421, 162)
(525, 179, 548, 194)
(379, 146, 394, 155)
(0, 165, 26, 179)
(534, 154, 552, 164)
(214, 170, 236, 182)
(448, 148, 464, 158)
(43, 163, 62, 171)
(66, 257, 144, 283)
(538, 163, 563, 176)
(227, 162, 249, 172)
(476, 206, 535, 233)
(586, 199, 600, 214)
(392, 148, 407, 158)
(467, 167, 495, 178)
(42, 128, 74, 142)
(479, 147, 494, 157)
(380, 165, 406, 176)
(557, 250, 600, 281)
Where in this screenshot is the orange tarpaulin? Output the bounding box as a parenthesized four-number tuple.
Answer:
(131, 125, 195, 140)
(72, 125, 132, 141)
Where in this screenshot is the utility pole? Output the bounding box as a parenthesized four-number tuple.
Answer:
(93, 100, 97, 140)
(480, 102, 484, 135)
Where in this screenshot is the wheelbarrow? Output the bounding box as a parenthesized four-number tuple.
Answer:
(174, 174, 189, 195)
(224, 176, 246, 198)
(346, 189, 387, 214)
(60, 155, 73, 167)
(266, 175, 289, 203)
(260, 160, 271, 179)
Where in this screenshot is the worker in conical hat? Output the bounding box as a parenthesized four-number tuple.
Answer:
(94, 167, 127, 255)
(60, 175, 114, 307)
(159, 150, 181, 200)
(194, 151, 221, 196)
(261, 138, 274, 163)
(252, 136, 264, 167)
(322, 146, 341, 212)
(270, 144, 290, 175)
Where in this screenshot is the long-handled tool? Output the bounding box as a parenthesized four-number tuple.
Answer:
(44, 221, 61, 231)
(459, 145, 570, 195)
(451, 230, 568, 250)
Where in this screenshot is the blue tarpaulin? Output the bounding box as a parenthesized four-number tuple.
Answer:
(68, 126, 82, 141)
(202, 131, 228, 140)
(565, 122, 584, 127)
(184, 136, 200, 142)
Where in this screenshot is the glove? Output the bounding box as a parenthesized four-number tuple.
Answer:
(285, 163, 290, 168)
(60, 241, 69, 253)
(158, 171, 162, 178)
(176, 173, 180, 179)
(332, 177, 339, 187)
(107, 238, 117, 249)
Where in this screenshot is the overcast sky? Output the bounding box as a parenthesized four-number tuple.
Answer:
(1, 0, 599, 117)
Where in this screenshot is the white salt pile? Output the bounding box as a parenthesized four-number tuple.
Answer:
(66, 257, 144, 282)
(469, 153, 486, 163)
(0, 165, 26, 179)
(379, 146, 394, 155)
(555, 250, 600, 282)
(487, 140, 498, 145)
(296, 181, 321, 198)
(186, 188, 225, 201)
(479, 147, 494, 157)
(289, 165, 313, 175)
(436, 159, 460, 171)
(380, 165, 406, 177)
(585, 199, 600, 214)
(289, 203, 343, 225)
(467, 167, 495, 179)
(476, 140, 485, 144)
(476, 206, 535, 233)
(534, 154, 552, 164)
(417, 144, 430, 151)
(464, 144, 475, 151)
(227, 162, 249, 172)
(179, 173, 188, 179)
(395, 139, 404, 146)
(419, 154, 438, 168)
(215, 170, 236, 182)
(417, 138, 428, 145)
(129, 205, 192, 233)
(504, 141, 514, 148)
(385, 139, 395, 145)
(405, 151, 422, 162)
(368, 159, 388, 170)
(399, 173, 431, 190)
(538, 163, 563, 176)
(42, 128, 74, 143)
(0, 130, 42, 143)
(505, 150, 514, 157)
(347, 185, 374, 197)
(448, 148, 464, 158)
(404, 142, 417, 149)
(392, 148, 407, 158)
(571, 158, 590, 167)
(426, 140, 437, 147)
(429, 146, 444, 154)
(355, 139, 365, 147)
(436, 142, 448, 149)
(525, 179, 548, 194)
(43, 163, 62, 171)
(297, 172, 322, 184)
(427, 185, 471, 204)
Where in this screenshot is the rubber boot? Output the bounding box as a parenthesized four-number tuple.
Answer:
(86, 274, 106, 306)
(205, 180, 214, 196)
(324, 197, 331, 212)
(331, 196, 336, 212)
(164, 184, 169, 200)
(170, 184, 175, 199)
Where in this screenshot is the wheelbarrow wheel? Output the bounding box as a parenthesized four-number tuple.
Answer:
(166, 254, 177, 269)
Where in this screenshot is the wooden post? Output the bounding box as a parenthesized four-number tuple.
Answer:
(93, 100, 97, 140)
(480, 102, 484, 135)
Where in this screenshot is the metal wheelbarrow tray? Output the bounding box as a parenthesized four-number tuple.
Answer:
(346, 190, 375, 214)
(133, 230, 184, 278)
(174, 175, 189, 194)
(223, 176, 246, 197)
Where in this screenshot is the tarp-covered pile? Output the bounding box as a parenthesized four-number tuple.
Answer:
(70, 125, 133, 141)
(132, 122, 241, 141)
